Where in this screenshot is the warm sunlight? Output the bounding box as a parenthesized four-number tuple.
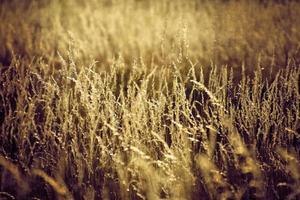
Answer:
(0, 0, 299, 199)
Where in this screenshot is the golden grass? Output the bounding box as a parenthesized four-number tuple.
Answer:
(0, 0, 300, 199)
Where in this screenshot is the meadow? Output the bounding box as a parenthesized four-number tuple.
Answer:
(0, 0, 299, 199)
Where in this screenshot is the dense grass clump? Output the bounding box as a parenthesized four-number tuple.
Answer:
(0, 0, 300, 199)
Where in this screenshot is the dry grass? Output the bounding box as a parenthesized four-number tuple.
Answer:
(0, 0, 300, 199)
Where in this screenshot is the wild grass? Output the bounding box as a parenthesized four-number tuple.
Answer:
(0, 0, 300, 199)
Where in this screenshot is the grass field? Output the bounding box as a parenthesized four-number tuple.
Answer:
(0, 0, 300, 199)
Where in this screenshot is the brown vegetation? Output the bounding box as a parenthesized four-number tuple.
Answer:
(0, 0, 299, 199)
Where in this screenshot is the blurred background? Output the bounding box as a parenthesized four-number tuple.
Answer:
(1, 0, 300, 75)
